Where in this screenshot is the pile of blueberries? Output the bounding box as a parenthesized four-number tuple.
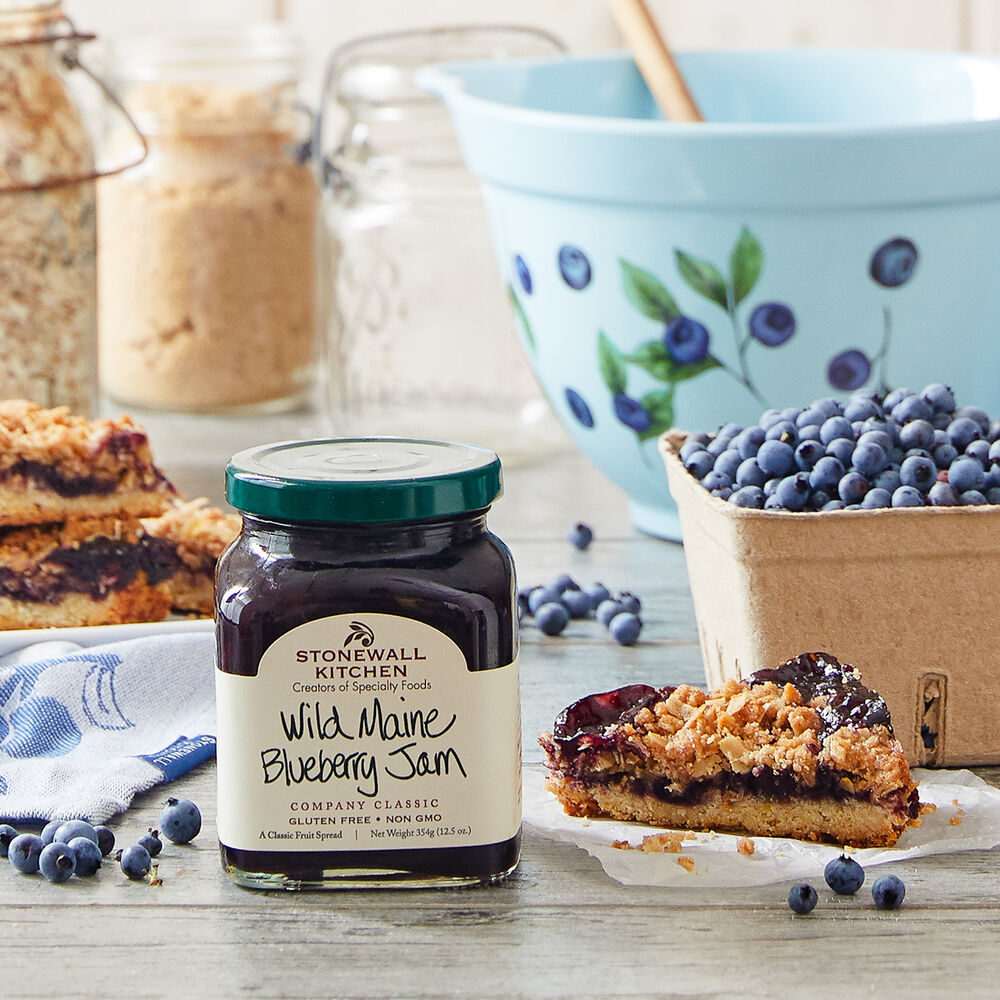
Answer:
(788, 855, 905, 914)
(519, 574, 643, 646)
(679, 383, 1000, 510)
(0, 796, 201, 885)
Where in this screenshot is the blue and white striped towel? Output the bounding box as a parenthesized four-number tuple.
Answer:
(0, 629, 216, 824)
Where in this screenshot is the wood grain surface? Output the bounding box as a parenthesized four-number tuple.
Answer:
(3, 436, 998, 1000)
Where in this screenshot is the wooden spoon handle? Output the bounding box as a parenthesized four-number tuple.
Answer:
(607, 0, 703, 122)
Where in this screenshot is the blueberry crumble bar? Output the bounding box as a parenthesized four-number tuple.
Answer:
(0, 516, 179, 628)
(141, 498, 241, 616)
(0, 399, 175, 527)
(539, 652, 921, 848)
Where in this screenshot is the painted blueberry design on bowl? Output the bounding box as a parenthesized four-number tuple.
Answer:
(558, 245, 592, 290)
(565, 387, 595, 428)
(826, 236, 919, 393)
(600, 227, 796, 445)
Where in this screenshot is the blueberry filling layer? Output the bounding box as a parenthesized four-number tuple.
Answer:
(0, 457, 172, 499)
(565, 765, 920, 819)
(0, 536, 180, 604)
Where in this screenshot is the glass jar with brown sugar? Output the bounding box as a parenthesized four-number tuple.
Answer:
(98, 23, 321, 414)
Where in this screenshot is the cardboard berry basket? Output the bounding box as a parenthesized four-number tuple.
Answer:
(660, 430, 1000, 767)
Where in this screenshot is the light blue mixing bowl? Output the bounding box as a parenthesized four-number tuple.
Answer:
(420, 50, 1000, 539)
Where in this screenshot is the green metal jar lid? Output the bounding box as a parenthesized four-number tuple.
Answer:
(225, 437, 503, 524)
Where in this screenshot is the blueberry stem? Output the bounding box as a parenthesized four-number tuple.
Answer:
(724, 293, 767, 406)
(871, 305, 893, 396)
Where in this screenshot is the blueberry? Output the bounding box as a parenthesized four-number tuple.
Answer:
(870, 237, 918, 287)
(748, 302, 796, 346)
(819, 416, 854, 446)
(873, 468, 901, 494)
(536, 602, 569, 635)
(528, 587, 562, 615)
(948, 456, 986, 493)
(680, 435, 710, 461)
(821, 499, 846, 511)
(608, 612, 642, 646)
(763, 477, 780, 497)
(838, 472, 869, 505)
(947, 417, 982, 452)
(701, 470, 731, 492)
(514, 254, 532, 294)
(807, 489, 830, 510)
(685, 449, 716, 480)
(779, 406, 802, 422)
(617, 592, 642, 615)
(797, 424, 821, 442)
(871, 873, 906, 910)
(899, 455, 937, 493)
(961, 490, 987, 505)
(9, 833, 44, 874)
(565, 388, 595, 428)
(933, 443, 959, 470)
(561, 589, 593, 619)
(735, 426, 766, 460)
(826, 437, 856, 468)
(851, 441, 887, 479)
(794, 439, 825, 471)
(844, 397, 882, 422)
(921, 382, 955, 414)
(39, 842, 76, 883)
(812, 397, 845, 421)
(966, 439, 990, 464)
(956, 405, 991, 436)
(824, 854, 865, 895)
(613, 393, 652, 432)
(714, 448, 743, 481)
(159, 797, 202, 845)
(928, 481, 960, 506)
(119, 844, 152, 881)
(757, 440, 796, 478)
(860, 487, 892, 509)
(94, 826, 115, 857)
(775, 473, 811, 511)
(717, 421, 744, 439)
(595, 599, 622, 626)
(40, 819, 62, 845)
(988, 487, 1000, 504)
(827, 349, 871, 391)
(0, 824, 17, 858)
(892, 485, 924, 507)
(665, 316, 710, 365)
(55, 819, 98, 847)
(567, 522, 593, 550)
(759, 409, 783, 430)
(764, 420, 799, 446)
(583, 582, 611, 608)
(892, 394, 933, 425)
(787, 883, 818, 914)
(899, 419, 935, 451)
(138, 828, 163, 858)
(729, 485, 765, 508)
(705, 436, 730, 458)
(736, 457, 767, 488)
(68, 837, 102, 876)
(764, 495, 784, 509)
(990, 419, 1000, 444)
(557, 245, 592, 289)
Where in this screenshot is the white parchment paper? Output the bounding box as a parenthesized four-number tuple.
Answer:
(522, 766, 1000, 887)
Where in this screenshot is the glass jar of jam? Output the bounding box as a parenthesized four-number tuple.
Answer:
(215, 437, 520, 890)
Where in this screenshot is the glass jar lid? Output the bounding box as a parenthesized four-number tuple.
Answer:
(226, 437, 503, 523)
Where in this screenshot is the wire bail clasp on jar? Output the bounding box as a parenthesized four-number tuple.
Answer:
(0, 15, 148, 194)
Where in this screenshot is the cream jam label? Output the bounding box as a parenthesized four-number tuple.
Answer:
(216, 613, 521, 852)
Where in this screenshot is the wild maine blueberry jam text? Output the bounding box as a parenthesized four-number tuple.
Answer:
(259, 697, 464, 797)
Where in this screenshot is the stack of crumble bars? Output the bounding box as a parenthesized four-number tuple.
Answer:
(0, 400, 239, 628)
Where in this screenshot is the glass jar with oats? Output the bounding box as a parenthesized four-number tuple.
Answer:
(98, 24, 321, 413)
(0, 2, 108, 415)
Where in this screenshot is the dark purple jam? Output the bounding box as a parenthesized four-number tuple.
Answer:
(746, 651, 891, 735)
(216, 511, 519, 888)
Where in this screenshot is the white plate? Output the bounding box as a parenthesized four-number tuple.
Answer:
(0, 618, 215, 656)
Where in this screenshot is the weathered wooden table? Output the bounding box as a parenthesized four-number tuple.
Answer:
(4, 412, 999, 1000)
